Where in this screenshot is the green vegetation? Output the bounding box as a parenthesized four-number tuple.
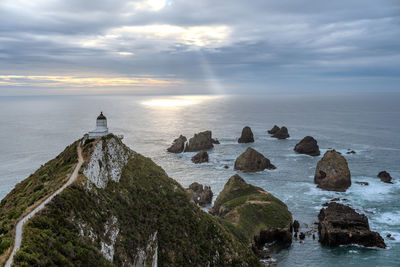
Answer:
(0, 140, 79, 259)
(12, 137, 260, 266)
(213, 174, 292, 243)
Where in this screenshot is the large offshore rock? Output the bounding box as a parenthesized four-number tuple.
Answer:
(191, 151, 209, 164)
(314, 150, 351, 191)
(294, 136, 320, 156)
(272, 126, 289, 139)
(377, 171, 393, 184)
(238, 126, 254, 143)
(318, 202, 386, 248)
(211, 175, 292, 251)
(167, 135, 187, 153)
(234, 147, 276, 172)
(267, 125, 280, 134)
(186, 182, 213, 206)
(184, 131, 214, 152)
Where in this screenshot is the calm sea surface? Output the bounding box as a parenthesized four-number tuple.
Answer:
(0, 94, 399, 266)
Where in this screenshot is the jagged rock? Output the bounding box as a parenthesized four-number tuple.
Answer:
(184, 131, 214, 152)
(377, 171, 393, 184)
(211, 174, 292, 252)
(356, 181, 369, 186)
(294, 136, 320, 156)
(191, 151, 209, 164)
(238, 126, 254, 143)
(318, 202, 386, 248)
(293, 220, 300, 233)
(267, 125, 280, 134)
(224, 165, 229, 169)
(167, 135, 187, 153)
(211, 138, 220, 144)
(234, 147, 276, 172)
(346, 150, 356, 154)
(186, 182, 213, 206)
(272, 127, 289, 139)
(314, 150, 351, 192)
(299, 232, 305, 240)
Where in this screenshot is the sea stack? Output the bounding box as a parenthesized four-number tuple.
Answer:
(314, 150, 351, 191)
(191, 151, 209, 164)
(167, 135, 187, 153)
(184, 131, 214, 152)
(318, 202, 386, 248)
(272, 126, 289, 139)
(234, 147, 276, 172)
(377, 171, 393, 183)
(186, 182, 213, 206)
(294, 136, 320, 156)
(267, 125, 280, 134)
(238, 126, 254, 143)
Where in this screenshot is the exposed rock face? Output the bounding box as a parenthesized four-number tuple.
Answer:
(83, 137, 133, 189)
(211, 175, 292, 251)
(267, 125, 280, 134)
(238, 126, 254, 143)
(212, 138, 220, 144)
(272, 126, 289, 139)
(191, 151, 209, 164)
(294, 136, 320, 156)
(167, 135, 187, 153)
(184, 131, 214, 152)
(234, 147, 276, 172)
(186, 182, 213, 206)
(378, 171, 393, 183)
(318, 202, 386, 248)
(314, 150, 351, 192)
(293, 220, 300, 233)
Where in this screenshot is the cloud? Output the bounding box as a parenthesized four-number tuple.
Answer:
(0, 0, 399, 94)
(0, 75, 181, 88)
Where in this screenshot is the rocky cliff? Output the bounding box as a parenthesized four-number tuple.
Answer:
(0, 135, 260, 266)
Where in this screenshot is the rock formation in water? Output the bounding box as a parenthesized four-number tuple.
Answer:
(377, 171, 393, 184)
(184, 131, 215, 152)
(234, 147, 276, 172)
(314, 150, 351, 191)
(0, 134, 261, 266)
(318, 202, 386, 248)
(272, 126, 290, 139)
(191, 151, 209, 164)
(267, 125, 280, 134)
(238, 126, 254, 143)
(186, 182, 213, 206)
(210, 174, 292, 256)
(167, 135, 187, 153)
(294, 136, 320, 156)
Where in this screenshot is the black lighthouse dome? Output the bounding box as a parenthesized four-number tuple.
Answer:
(97, 112, 107, 120)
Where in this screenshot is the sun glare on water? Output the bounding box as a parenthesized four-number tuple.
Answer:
(142, 95, 219, 108)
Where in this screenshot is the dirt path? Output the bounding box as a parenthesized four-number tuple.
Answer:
(5, 144, 84, 267)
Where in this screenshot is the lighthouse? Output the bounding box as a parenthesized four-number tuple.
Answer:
(88, 112, 109, 138)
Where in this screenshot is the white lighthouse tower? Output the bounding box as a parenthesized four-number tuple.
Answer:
(88, 112, 109, 138)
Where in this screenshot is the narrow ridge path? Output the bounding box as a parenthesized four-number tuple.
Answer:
(5, 144, 84, 267)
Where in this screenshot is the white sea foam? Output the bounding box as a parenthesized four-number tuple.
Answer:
(374, 212, 400, 226)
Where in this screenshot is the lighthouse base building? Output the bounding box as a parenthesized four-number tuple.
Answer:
(89, 112, 109, 138)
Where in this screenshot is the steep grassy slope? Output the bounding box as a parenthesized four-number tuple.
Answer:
(211, 174, 292, 246)
(0, 141, 79, 262)
(11, 136, 260, 266)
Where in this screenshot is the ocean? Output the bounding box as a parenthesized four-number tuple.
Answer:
(0, 93, 399, 266)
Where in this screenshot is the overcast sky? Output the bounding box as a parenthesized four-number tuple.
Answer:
(0, 0, 399, 95)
